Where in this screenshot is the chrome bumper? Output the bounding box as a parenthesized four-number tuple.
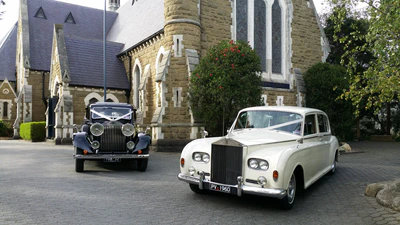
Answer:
(73, 154, 149, 160)
(177, 172, 287, 199)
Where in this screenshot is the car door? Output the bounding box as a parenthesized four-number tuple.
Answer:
(302, 113, 326, 185)
(317, 113, 333, 172)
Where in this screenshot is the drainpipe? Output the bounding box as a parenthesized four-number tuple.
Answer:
(42, 71, 47, 108)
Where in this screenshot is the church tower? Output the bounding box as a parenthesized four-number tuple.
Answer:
(151, 0, 203, 151)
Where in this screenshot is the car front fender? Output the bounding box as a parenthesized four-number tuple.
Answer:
(133, 134, 152, 153)
(72, 132, 92, 153)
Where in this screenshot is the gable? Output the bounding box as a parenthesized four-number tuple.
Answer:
(0, 79, 17, 99)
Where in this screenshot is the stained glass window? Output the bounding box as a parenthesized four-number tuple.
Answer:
(272, 0, 282, 74)
(254, 0, 266, 72)
(236, 0, 248, 42)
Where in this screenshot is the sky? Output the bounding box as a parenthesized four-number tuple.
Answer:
(0, 0, 327, 43)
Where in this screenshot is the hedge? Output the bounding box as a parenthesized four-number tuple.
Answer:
(20, 122, 46, 142)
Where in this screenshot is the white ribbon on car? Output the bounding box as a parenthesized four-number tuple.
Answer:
(90, 110, 132, 122)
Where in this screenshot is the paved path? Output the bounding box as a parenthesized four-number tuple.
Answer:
(0, 140, 399, 225)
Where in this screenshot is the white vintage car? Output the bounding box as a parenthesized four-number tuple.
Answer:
(178, 106, 339, 209)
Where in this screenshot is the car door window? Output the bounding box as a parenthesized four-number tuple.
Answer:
(304, 114, 316, 136)
(318, 114, 329, 133)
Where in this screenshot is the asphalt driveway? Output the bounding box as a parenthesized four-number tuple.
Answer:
(0, 140, 399, 225)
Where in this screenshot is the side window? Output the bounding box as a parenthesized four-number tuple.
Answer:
(304, 114, 316, 136)
(318, 114, 329, 133)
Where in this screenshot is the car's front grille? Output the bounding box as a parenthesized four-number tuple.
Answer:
(98, 123, 126, 153)
(211, 144, 243, 185)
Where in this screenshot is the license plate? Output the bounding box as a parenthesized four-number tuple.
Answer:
(209, 183, 231, 193)
(104, 158, 121, 162)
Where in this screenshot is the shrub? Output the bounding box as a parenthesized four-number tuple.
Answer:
(303, 62, 355, 141)
(20, 122, 46, 142)
(189, 40, 263, 136)
(0, 120, 13, 137)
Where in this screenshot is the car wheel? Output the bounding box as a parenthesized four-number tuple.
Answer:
(189, 183, 205, 194)
(280, 173, 296, 210)
(328, 152, 337, 175)
(75, 159, 84, 172)
(137, 158, 148, 172)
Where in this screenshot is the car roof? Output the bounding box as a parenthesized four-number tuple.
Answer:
(239, 106, 325, 116)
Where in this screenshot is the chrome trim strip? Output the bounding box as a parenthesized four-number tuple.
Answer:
(177, 173, 287, 199)
(73, 154, 149, 159)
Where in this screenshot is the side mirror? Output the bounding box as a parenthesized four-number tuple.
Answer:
(296, 138, 303, 144)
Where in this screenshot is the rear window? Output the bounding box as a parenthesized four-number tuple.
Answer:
(91, 107, 132, 120)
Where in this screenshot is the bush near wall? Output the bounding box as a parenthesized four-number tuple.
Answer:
(0, 120, 13, 137)
(20, 122, 46, 142)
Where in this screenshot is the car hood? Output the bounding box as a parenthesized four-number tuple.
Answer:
(225, 129, 298, 146)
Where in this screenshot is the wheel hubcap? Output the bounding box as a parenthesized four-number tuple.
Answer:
(287, 174, 296, 204)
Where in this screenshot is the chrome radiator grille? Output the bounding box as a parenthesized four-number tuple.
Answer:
(98, 124, 126, 153)
(211, 144, 243, 185)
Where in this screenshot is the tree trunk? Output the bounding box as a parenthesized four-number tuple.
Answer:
(386, 103, 391, 135)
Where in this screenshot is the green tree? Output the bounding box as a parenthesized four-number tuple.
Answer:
(325, 10, 375, 138)
(330, 0, 400, 117)
(304, 62, 355, 141)
(189, 40, 263, 136)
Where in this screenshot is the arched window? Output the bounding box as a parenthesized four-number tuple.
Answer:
(133, 66, 140, 108)
(254, 0, 267, 72)
(3, 102, 8, 118)
(235, 0, 287, 80)
(272, 0, 282, 74)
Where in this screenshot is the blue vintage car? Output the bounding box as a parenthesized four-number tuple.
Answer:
(73, 102, 151, 172)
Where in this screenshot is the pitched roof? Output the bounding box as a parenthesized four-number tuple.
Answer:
(106, 0, 164, 53)
(65, 37, 128, 90)
(27, 0, 118, 71)
(0, 24, 17, 82)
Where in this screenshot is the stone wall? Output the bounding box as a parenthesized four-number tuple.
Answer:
(199, 0, 232, 56)
(123, 35, 165, 126)
(291, 0, 324, 72)
(27, 70, 50, 122)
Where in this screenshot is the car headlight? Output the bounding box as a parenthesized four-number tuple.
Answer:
(121, 124, 135, 136)
(259, 160, 269, 170)
(193, 153, 202, 161)
(202, 154, 210, 163)
(90, 123, 104, 136)
(249, 159, 258, 169)
(192, 152, 210, 163)
(248, 158, 269, 171)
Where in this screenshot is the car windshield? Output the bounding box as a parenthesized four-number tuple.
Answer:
(233, 110, 303, 135)
(91, 107, 132, 120)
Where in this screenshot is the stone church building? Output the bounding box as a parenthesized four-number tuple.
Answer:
(0, 0, 329, 150)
